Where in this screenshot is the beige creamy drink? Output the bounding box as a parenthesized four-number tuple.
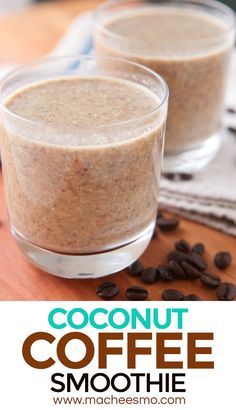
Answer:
(2, 76, 166, 254)
(94, 6, 234, 152)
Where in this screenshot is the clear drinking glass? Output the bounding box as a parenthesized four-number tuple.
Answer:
(94, 0, 235, 172)
(0, 56, 168, 278)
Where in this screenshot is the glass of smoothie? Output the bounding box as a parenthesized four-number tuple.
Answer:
(0, 56, 168, 278)
(94, 0, 235, 172)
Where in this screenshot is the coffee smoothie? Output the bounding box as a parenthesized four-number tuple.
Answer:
(94, 4, 235, 153)
(2, 76, 166, 255)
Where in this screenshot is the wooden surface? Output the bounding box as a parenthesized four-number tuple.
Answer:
(0, 0, 235, 301)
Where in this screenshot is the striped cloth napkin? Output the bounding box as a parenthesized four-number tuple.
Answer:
(1, 12, 235, 236)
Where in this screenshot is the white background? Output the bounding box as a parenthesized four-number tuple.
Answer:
(0, 302, 235, 409)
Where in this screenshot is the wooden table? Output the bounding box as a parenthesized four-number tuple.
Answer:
(0, 0, 235, 301)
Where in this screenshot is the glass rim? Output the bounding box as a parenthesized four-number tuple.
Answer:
(95, 0, 236, 44)
(0, 55, 169, 132)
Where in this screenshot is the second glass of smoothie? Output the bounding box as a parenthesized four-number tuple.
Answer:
(94, 0, 235, 172)
(0, 56, 168, 278)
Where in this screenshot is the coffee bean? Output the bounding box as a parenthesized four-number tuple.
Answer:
(200, 272, 221, 288)
(228, 126, 236, 134)
(182, 261, 201, 279)
(214, 251, 232, 270)
(126, 285, 148, 301)
(158, 218, 179, 232)
(179, 173, 193, 181)
(183, 294, 202, 301)
(128, 260, 144, 276)
(167, 250, 188, 264)
(187, 253, 207, 271)
(96, 282, 119, 299)
(169, 260, 187, 279)
(216, 282, 236, 301)
(140, 267, 158, 284)
(226, 107, 236, 114)
(163, 172, 176, 180)
(175, 239, 190, 253)
(162, 289, 184, 301)
(191, 242, 205, 256)
(157, 265, 174, 281)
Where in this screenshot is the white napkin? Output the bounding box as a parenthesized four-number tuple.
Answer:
(48, 12, 94, 57)
(0, 12, 235, 235)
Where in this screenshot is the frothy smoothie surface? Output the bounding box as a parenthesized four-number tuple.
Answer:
(2, 75, 165, 254)
(5, 76, 160, 145)
(103, 7, 229, 57)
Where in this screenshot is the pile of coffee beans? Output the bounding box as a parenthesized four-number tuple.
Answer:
(96, 213, 235, 301)
(125, 241, 234, 301)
